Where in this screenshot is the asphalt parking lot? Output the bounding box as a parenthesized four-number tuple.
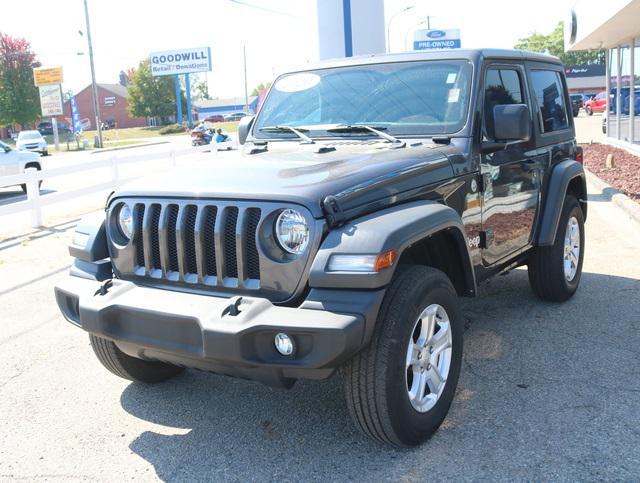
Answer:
(1, 143, 639, 480)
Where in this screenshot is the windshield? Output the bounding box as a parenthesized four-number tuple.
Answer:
(254, 60, 473, 139)
(18, 131, 42, 140)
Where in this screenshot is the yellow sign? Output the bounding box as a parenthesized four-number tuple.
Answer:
(33, 67, 63, 86)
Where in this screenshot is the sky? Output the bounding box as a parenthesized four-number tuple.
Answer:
(3, 0, 574, 100)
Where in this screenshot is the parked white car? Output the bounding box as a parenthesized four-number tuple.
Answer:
(16, 130, 48, 156)
(0, 140, 42, 193)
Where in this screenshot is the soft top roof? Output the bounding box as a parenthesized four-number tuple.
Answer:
(284, 49, 562, 74)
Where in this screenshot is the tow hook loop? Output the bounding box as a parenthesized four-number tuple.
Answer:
(225, 296, 243, 317)
(95, 279, 113, 296)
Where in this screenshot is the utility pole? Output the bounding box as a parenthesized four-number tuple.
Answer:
(243, 45, 249, 113)
(82, 0, 103, 148)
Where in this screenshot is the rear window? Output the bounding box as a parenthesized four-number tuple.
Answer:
(530, 70, 569, 133)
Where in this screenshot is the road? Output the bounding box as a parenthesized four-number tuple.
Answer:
(0, 170, 639, 480)
(0, 136, 232, 236)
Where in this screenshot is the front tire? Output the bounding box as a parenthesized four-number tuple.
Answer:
(343, 265, 463, 447)
(528, 195, 585, 302)
(89, 334, 184, 383)
(586, 106, 593, 115)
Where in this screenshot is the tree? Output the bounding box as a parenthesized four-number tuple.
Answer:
(514, 21, 605, 66)
(192, 76, 210, 101)
(0, 33, 41, 126)
(127, 59, 182, 120)
(251, 81, 271, 97)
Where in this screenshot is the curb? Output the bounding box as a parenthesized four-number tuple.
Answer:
(584, 168, 640, 223)
(90, 140, 169, 154)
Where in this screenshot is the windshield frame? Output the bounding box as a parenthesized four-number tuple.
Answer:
(252, 58, 475, 141)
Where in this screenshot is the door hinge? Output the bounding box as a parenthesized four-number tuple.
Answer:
(476, 172, 490, 193)
(479, 229, 494, 249)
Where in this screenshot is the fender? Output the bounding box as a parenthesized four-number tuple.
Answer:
(67, 213, 112, 281)
(309, 200, 476, 294)
(536, 160, 587, 246)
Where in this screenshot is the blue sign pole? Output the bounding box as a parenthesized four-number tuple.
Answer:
(174, 74, 183, 125)
(185, 73, 193, 128)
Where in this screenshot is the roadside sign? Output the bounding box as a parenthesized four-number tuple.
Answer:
(104, 96, 116, 106)
(413, 29, 461, 50)
(39, 85, 64, 116)
(33, 66, 64, 86)
(149, 47, 212, 76)
(70, 95, 82, 133)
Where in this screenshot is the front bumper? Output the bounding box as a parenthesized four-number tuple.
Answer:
(18, 145, 46, 153)
(55, 276, 373, 387)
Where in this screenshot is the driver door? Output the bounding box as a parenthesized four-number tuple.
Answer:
(480, 64, 542, 265)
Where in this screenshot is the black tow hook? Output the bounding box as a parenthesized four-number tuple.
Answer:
(95, 279, 113, 296)
(223, 296, 243, 317)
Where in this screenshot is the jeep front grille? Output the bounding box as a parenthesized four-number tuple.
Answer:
(128, 201, 261, 287)
(107, 198, 319, 302)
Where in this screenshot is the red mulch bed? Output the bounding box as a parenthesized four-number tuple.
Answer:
(580, 143, 640, 201)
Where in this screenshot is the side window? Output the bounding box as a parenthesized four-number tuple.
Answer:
(530, 70, 569, 133)
(483, 68, 524, 140)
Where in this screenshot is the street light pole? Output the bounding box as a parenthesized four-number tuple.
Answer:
(405, 17, 431, 51)
(82, 0, 103, 148)
(386, 5, 415, 53)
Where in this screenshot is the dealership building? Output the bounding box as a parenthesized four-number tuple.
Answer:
(566, 0, 640, 150)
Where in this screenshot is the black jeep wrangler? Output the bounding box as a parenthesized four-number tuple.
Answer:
(55, 49, 586, 447)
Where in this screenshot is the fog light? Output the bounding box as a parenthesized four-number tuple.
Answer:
(274, 333, 294, 356)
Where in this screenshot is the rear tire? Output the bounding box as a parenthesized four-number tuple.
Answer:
(528, 195, 585, 302)
(89, 334, 184, 383)
(586, 106, 593, 116)
(343, 265, 463, 447)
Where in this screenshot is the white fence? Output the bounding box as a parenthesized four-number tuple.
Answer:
(0, 143, 231, 228)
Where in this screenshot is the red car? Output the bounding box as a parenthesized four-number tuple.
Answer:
(584, 91, 607, 115)
(203, 115, 224, 123)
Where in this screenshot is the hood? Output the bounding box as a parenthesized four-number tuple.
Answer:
(114, 142, 456, 218)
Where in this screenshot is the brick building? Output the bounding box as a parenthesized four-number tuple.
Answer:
(59, 83, 147, 130)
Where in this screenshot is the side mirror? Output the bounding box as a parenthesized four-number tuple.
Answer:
(493, 104, 531, 142)
(237, 115, 255, 145)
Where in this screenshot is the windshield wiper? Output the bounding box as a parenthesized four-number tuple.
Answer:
(326, 124, 405, 147)
(258, 125, 315, 144)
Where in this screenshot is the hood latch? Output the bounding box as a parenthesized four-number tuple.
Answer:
(322, 195, 346, 227)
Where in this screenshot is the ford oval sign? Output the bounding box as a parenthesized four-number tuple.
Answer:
(427, 30, 446, 39)
(413, 28, 461, 50)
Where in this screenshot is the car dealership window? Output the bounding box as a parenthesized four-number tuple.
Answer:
(530, 70, 569, 133)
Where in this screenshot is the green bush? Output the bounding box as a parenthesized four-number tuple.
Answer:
(158, 123, 186, 135)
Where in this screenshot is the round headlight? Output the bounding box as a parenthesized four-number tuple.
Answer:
(116, 203, 133, 240)
(275, 209, 309, 254)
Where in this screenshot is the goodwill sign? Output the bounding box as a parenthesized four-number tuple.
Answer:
(413, 29, 461, 50)
(150, 47, 212, 76)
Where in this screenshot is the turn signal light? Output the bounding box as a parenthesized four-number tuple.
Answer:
(374, 249, 398, 271)
(575, 146, 584, 164)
